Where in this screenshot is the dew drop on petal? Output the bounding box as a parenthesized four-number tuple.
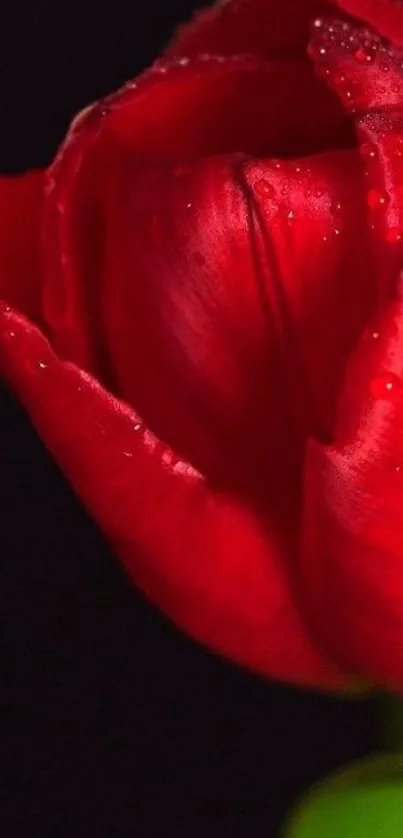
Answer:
(386, 227, 403, 243)
(367, 189, 389, 210)
(254, 178, 274, 198)
(370, 372, 403, 399)
(360, 142, 377, 159)
(355, 47, 374, 64)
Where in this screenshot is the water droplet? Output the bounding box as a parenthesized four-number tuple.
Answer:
(313, 18, 324, 29)
(186, 202, 193, 209)
(386, 227, 403, 243)
(6, 330, 16, 339)
(333, 72, 346, 86)
(309, 41, 328, 60)
(123, 450, 133, 458)
(38, 361, 47, 370)
(395, 465, 402, 474)
(254, 178, 274, 198)
(360, 142, 377, 159)
(367, 188, 389, 210)
(332, 200, 342, 213)
(355, 46, 374, 64)
(372, 331, 380, 340)
(370, 372, 402, 399)
(333, 227, 341, 236)
(286, 209, 295, 221)
(134, 423, 142, 432)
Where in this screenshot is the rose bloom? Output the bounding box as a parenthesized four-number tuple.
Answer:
(1, 0, 403, 692)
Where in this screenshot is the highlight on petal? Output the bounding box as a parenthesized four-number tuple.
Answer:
(0, 304, 349, 690)
(301, 278, 403, 690)
(0, 171, 44, 323)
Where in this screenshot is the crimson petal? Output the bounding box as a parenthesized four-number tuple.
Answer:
(334, 0, 403, 45)
(302, 284, 403, 690)
(302, 15, 403, 689)
(166, 0, 336, 61)
(0, 304, 348, 689)
(0, 172, 44, 323)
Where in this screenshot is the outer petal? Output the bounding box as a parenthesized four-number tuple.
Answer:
(164, 0, 351, 150)
(0, 172, 44, 323)
(302, 19, 403, 689)
(302, 285, 403, 690)
(166, 0, 337, 61)
(0, 304, 348, 689)
(334, 0, 403, 45)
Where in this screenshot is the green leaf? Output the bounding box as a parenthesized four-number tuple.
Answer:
(283, 754, 403, 838)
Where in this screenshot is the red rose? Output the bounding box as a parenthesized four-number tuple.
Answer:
(2, 0, 403, 691)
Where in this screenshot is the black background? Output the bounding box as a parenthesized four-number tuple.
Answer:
(1, 3, 379, 836)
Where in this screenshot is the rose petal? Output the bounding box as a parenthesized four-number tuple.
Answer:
(100, 147, 375, 492)
(106, 57, 350, 158)
(164, 1, 352, 152)
(41, 58, 373, 495)
(0, 172, 44, 323)
(334, 0, 403, 45)
(309, 18, 403, 113)
(166, 0, 336, 62)
(0, 304, 348, 689)
(309, 19, 403, 294)
(41, 56, 355, 383)
(301, 280, 403, 690)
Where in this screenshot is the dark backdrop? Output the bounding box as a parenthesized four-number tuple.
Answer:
(1, 3, 379, 837)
